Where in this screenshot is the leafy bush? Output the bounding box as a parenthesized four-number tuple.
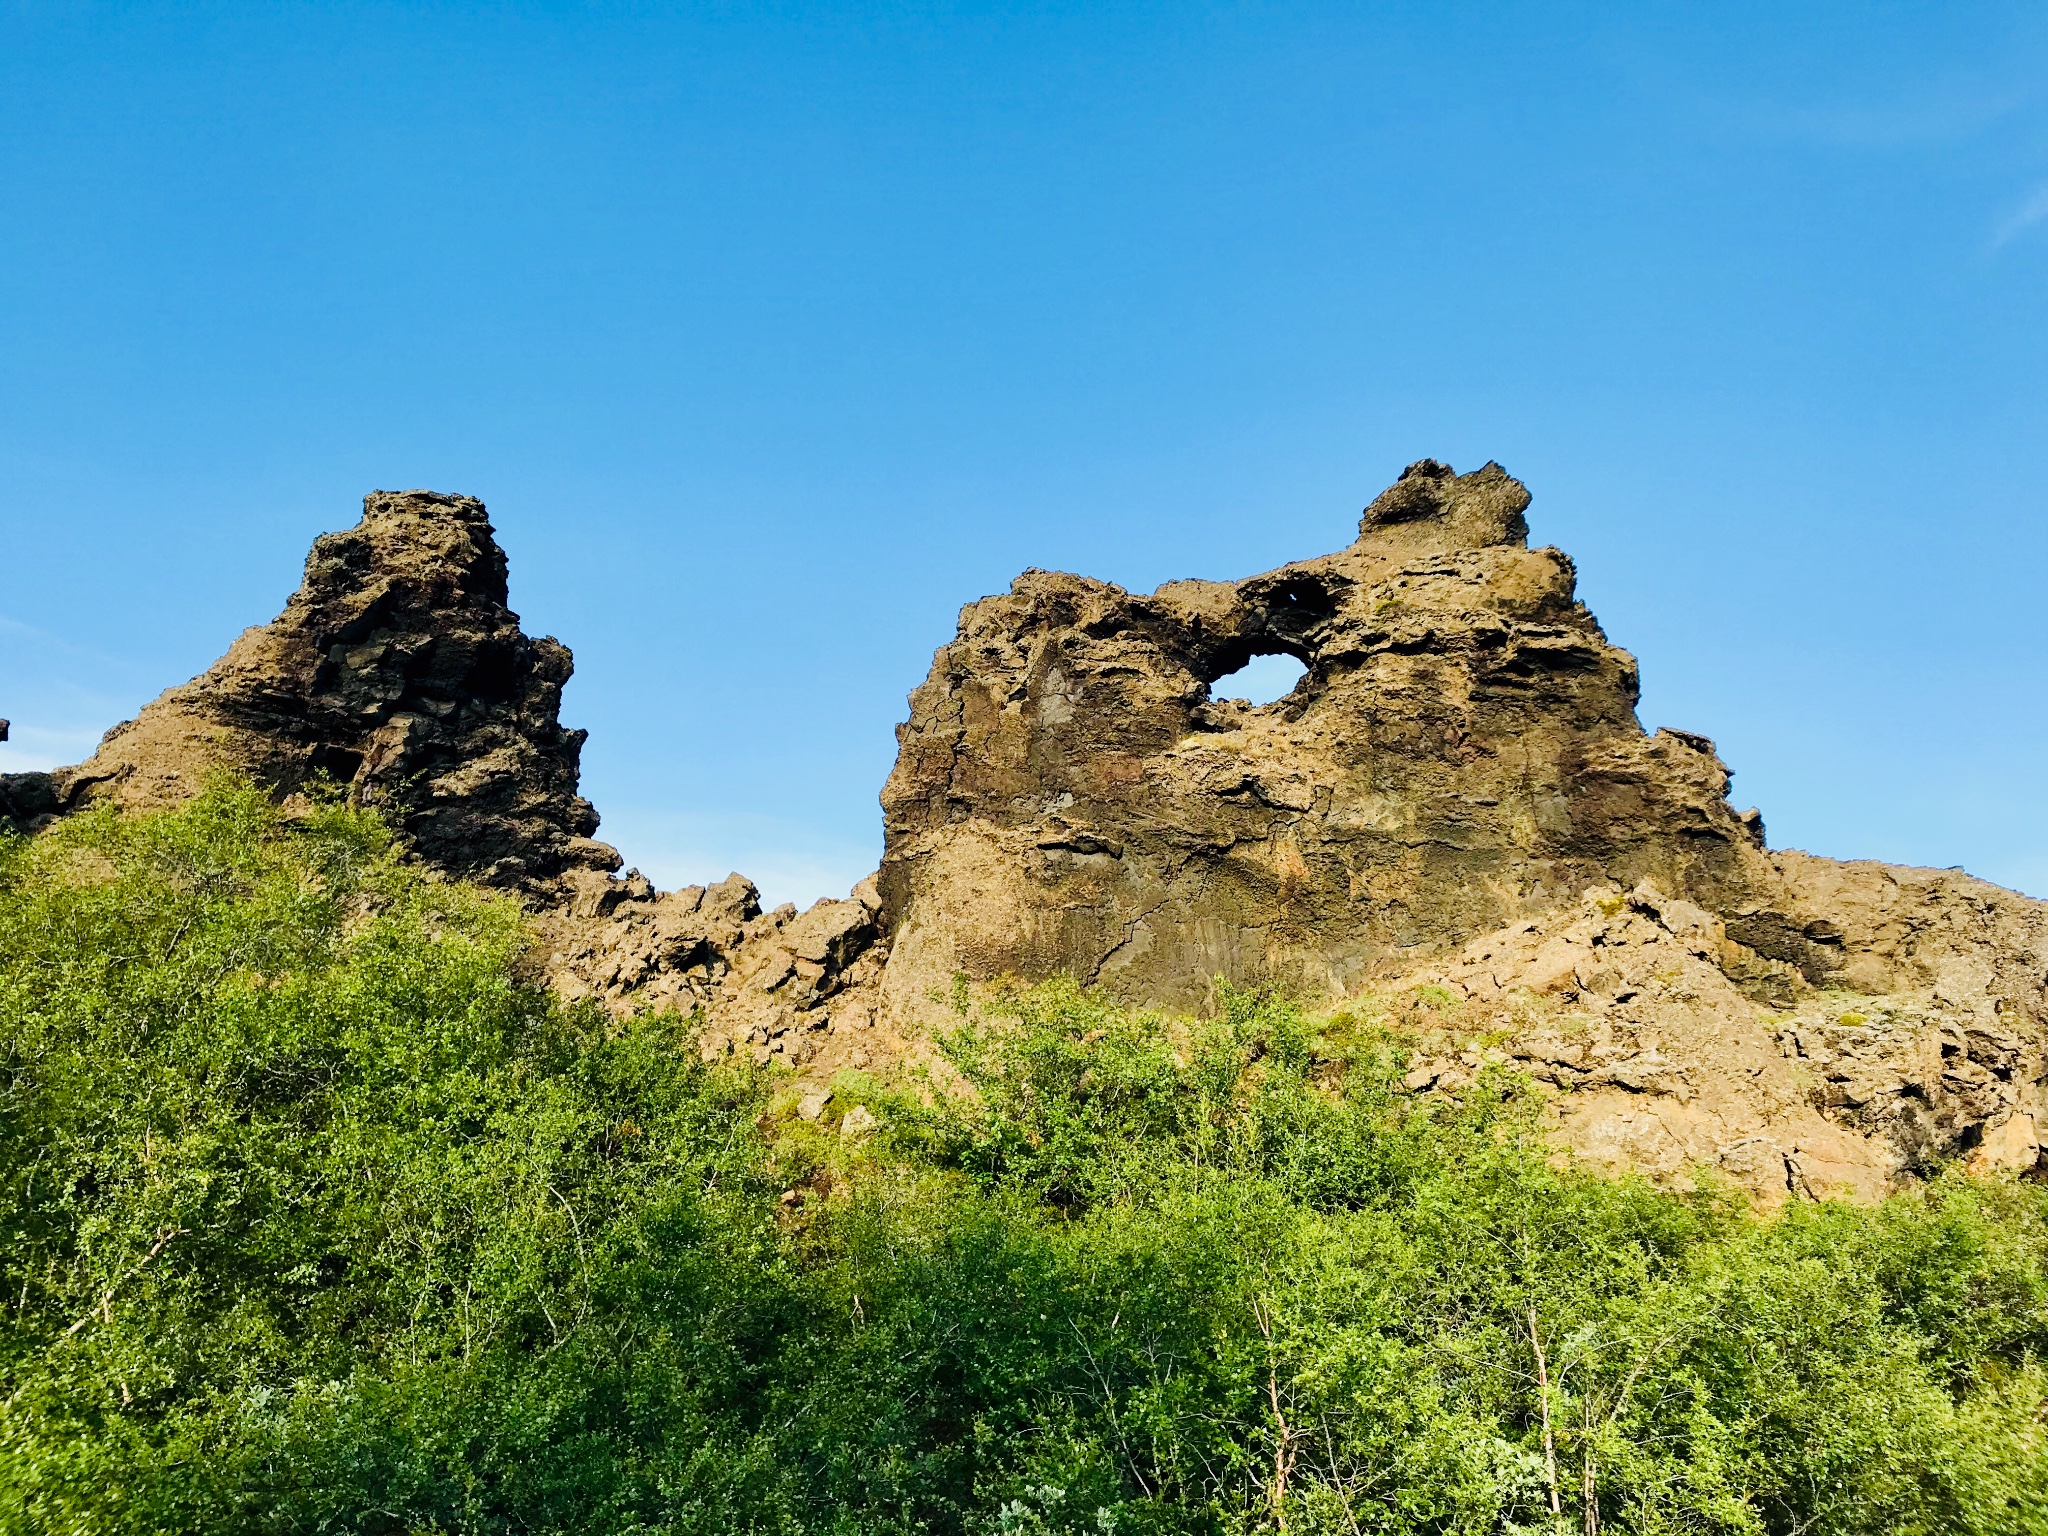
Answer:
(2, 785, 2045, 1534)
(0, 784, 788, 1533)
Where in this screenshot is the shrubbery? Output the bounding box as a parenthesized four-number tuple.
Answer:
(2, 784, 2045, 1533)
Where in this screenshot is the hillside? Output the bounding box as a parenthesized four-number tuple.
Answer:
(2, 785, 2045, 1533)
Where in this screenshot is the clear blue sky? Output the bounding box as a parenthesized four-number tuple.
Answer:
(5, 2, 2046, 905)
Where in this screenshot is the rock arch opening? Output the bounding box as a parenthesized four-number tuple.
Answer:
(1207, 649, 1307, 706)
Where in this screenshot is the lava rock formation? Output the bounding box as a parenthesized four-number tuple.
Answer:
(4, 491, 618, 890)
(10, 464, 2046, 1202)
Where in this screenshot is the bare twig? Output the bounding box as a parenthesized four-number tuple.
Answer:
(59, 1225, 186, 1340)
(1581, 1391, 1599, 1536)
(548, 1183, 593, 1341)
(1527, 1303, 1561, 1517)
(1252, 1292, 1301, 1530)
(1070, 1319, 1153, 1498)
(1320, 1417, 1366, 1536)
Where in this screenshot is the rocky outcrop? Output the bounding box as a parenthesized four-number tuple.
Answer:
(2, 486, 893, 1071)
(870, 459, 2048, 1197)
(0, 717, 62, 835)
(11, 465, 2045, 1203)
(541, 868, 893, 1076)
(0, 768, 62, 837)
(877, 460, 1766, 1016)
(1385, 879, 2044, 1203)
(4, 491, 619, 891)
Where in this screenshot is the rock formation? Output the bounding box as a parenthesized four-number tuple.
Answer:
(0, 488, 892, 1079)
(877, 460, 1767, 1017)
(2, 491, 619, 890)
(867, 460, 2048, 1197)
(541, 867, 893, 1077)
(1383, 877, 2044, 1203)
(10, 463, 2046, 1203)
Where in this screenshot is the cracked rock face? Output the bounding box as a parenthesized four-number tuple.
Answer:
(877, 460, 1770, 1020)
(869, 458, 2048, 1196)
(6, 491, 619, 891)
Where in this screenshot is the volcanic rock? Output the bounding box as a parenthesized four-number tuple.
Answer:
(1385, 878, 2044, 1201)
(6, 491, 619, 890)
(11, 464, 2046, 1202)
(541, 864, 892, 1078)
(867, 459, 2048, 1195)
(877, 460, 1766, 1014)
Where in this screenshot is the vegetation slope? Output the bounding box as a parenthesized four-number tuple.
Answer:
(2, 785, 2045, 1535)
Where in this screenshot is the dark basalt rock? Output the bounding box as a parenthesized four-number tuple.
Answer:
(17, 490, 619, 890)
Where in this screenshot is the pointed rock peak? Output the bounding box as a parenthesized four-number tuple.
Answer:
(299, 489, 512, 617)
(34, 488, 621, 893)
(1356, 459, 1531, 553)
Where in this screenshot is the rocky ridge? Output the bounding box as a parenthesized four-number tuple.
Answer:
(9, 467, 2044, 1202)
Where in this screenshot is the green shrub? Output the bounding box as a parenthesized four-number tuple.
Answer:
(0, 784, 788, 1533)
(1, 785, 2044, 1534)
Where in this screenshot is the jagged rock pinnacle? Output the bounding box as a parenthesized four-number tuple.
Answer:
(8, 489, 620, 890)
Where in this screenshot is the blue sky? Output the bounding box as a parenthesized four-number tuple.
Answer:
(4, 2, 2046, 905)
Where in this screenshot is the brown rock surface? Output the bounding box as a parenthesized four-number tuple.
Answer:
(867, 459, 2048, 1196)
(878, 460, 1763, 1017)
(539, 867, 893, 1078)
(1384, 879, 2043, 1204)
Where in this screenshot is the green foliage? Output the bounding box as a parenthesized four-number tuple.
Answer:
(0, 784, 786, 1533)
(2, 786, 2046, 1534)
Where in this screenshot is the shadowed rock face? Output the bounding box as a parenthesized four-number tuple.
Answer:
(877, 460, 1772, 1014)
(4, 491, 619, 890)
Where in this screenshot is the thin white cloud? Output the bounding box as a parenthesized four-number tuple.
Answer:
(1992, 181, 2048, 249)
(1, 613, 59, 642)
(0, 612, 133, 669)
(1777, 89, 2029, 148)
(1702, 82, 2031, 150)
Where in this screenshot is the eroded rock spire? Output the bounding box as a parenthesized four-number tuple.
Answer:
(6, 490, 620, 890)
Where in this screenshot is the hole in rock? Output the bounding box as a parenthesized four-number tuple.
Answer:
(1209, 652, 1307, 706)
